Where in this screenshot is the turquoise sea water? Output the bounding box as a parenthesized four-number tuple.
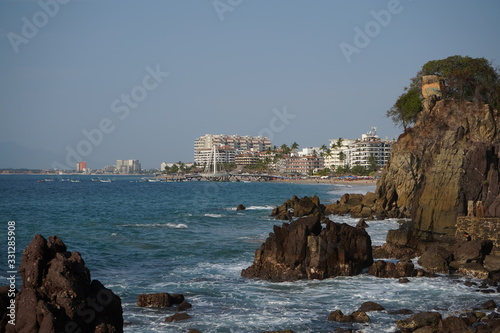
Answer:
(0, 175, 497, 332)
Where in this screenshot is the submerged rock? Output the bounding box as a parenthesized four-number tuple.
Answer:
(165, 312, 191, 322)
(241, 216, 373, 281)
(1, 234, 123, 333)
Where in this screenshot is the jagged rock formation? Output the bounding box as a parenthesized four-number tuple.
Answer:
(325, 192, 378, 219)
(1, 234, 123, 333)
(241, 216, 373, 281)
(374, 99, 500, 242)
(271, 195, 325, 220)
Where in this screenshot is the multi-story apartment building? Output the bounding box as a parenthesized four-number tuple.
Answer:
(324, 139, 355, 170)
(324, 128, 394, 170)
(116, 159, 141, 174)
(194, 134, 271, 165)
(195, 146, 237, 166)
(350, 131, 393, 168)
(277, 156, 324, 175)
(234, 152, 261, 165)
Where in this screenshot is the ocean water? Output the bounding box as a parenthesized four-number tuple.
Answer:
(0, 175, 497, 332)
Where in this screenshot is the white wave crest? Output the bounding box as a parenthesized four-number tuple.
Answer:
(122, 223, 188, 229)
(225, 205, 274, 211)
(204, 213, 224, 218)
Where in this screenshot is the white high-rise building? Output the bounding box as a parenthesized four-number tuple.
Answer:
(194, 134, 271, 165)
(324, 139, 354, 170)
(116, 159, 141, 174)
(324, 128, 394, 170)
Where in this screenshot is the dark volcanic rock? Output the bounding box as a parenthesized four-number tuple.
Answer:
(356, 218, 369, 228)
(396, 311, 442, 330)
(358, 301, 385, 312)
(236, 204, 246, 211)
(165, 312, 191, 322)
(452, 240, 493, 265)
(2, 234, 123, 333)
(241, 216, 373, 281)
(271, 195, 325, 220)
(438, 316, 471, 332)
(368, 259, 415, 278)
(324, 192, 377, 219)
(418, 244, 453, 274)
(328, 309, 370, 323)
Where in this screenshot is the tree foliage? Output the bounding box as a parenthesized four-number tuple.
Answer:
(387, 55, 500, 130)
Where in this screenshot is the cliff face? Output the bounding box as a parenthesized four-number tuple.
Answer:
(375, 99, 500, 240)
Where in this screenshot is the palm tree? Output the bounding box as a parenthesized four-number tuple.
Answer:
(291, 142, 299, 151)
(339, 151, 346, 164)
(336, 138, 344, 148)
(281, 144, 290, 154)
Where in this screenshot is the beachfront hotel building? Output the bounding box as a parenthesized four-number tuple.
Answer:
(116, 159, 141, 174)
(194, 134, 271, 165)
(324, 128, 395, 170)
(277, 156, 324, 175)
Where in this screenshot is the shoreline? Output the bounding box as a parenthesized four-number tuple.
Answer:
(269, 178, 377, 186)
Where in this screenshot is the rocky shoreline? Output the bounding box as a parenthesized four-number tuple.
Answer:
(2, 195, 500, 332)
(241, 194, 500, 332)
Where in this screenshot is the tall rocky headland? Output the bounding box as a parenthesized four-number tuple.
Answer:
(375, 76, 500, 245)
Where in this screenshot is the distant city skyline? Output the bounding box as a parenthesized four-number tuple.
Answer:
(1, 1, 500, 169)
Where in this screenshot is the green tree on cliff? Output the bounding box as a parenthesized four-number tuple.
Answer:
(386, 88, 422, 131)
(387, 55, 500, 130)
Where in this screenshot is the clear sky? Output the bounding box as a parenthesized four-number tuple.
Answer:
(1, 0, 499, 169)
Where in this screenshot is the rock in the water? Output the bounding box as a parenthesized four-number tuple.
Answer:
(328, 309, 370, 323)
(356, 218, 369, 228)
(2, 234, 123, 333)
(368, 259, 415, 278)
(396, 311, 442, 330)
(137, 293, 181, 307)
(236, 204, 246, 211)
(165, 312, 191, 322)
(241, 216, 373, 281)
(358, 301, 385, 312)
(177, 301, 192, 312)
(271, 195, 325, 220)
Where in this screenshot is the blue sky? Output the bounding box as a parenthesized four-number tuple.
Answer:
(1, 0, 499, 169)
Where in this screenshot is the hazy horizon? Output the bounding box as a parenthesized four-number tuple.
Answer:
(2, 0, 500, 169)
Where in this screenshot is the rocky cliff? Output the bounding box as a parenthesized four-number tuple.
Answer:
(375, 98, 500, 241)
